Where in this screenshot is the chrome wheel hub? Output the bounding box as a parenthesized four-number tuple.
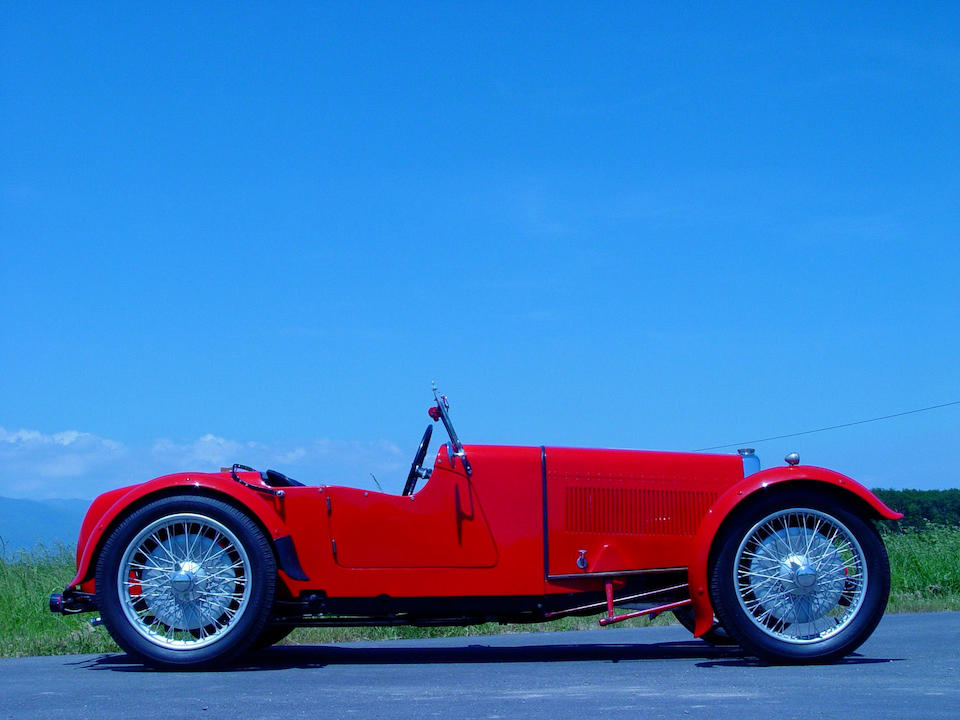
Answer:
(117, 513, 252, 650)
(773, 551, 821, 597)
(735, 509, 867, 643)
(793, 564, 818, 592)
(169, 561, 208, 601)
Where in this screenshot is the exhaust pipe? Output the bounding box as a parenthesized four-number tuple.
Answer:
(48, 588, 97, 615)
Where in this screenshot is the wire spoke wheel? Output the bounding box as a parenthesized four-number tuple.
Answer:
(118, 513, 252, 650)
(734, 508, 866, 644)
(710, 489, 891, 664)
(96, 496, 276, 668)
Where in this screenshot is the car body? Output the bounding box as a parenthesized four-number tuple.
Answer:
(50, 388, 901, 668)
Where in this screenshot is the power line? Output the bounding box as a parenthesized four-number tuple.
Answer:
(694, 399, 960, 452)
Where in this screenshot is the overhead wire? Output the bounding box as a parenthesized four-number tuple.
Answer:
(694, 399, 960, 452)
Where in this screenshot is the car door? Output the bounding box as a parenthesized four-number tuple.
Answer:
(325, 465, 498, 568)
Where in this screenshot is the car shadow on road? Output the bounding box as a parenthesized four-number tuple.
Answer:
(79, 639, 904, 673)
(81, 639, 745, 672)
(694, 655, 902, 669)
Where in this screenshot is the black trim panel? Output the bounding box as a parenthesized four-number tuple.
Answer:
(276, 572, 691, 624)
(547, 566, 688, 581)
(274, 535, 310, 581)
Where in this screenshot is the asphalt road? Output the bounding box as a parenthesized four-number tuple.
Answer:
(1, 612, 958, 720)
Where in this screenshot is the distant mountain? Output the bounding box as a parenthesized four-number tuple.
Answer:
(0, 496, 90, 556)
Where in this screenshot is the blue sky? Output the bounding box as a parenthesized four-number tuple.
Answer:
(2, 3, 958, 499)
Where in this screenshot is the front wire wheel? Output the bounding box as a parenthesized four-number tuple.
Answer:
(96, 496, 276, 669)
(118, 513, 253, 650)
(710, 491, 890, 664)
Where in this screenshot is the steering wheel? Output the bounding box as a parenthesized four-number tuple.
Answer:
(402, 424, 433, 496)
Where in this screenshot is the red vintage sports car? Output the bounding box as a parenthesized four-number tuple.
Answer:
(50, 387, 901, 668)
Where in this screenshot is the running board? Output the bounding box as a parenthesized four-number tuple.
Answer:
(543, 581, 691, 625)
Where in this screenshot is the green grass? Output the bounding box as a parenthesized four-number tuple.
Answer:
(3, 526, 958, 658)
(0, 546, 119, 658)
(884, 525, 960, 612)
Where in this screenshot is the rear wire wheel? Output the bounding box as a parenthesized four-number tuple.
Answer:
(250, 624, 296, 650)
(95, 496, 276, 669)
(709, 490, 890, 664)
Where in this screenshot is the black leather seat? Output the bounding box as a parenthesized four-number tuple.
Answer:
(261, 469, 305, 488)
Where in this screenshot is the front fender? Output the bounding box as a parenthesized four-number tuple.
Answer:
(68, 472, 292, 589)
(687, 465, 901, 637)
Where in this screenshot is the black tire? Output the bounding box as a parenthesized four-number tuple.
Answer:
(95, 495, 277, 669)
(250, 624, 295, 651)
(709, 489, 890, 664)
(671, 605, 736, 646)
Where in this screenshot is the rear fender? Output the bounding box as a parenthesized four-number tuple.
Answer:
(68, 473, 295, 589)
(687, 466, 902, 637)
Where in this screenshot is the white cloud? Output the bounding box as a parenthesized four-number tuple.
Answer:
(0, 427, 122, 450)
(0, 426, 411, 500)
(150, 434, 249, 469)
(277, 447, 307, 463)
(0, 427, 128, 497)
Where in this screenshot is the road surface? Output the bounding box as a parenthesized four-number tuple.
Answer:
(1, 612, 957, 719)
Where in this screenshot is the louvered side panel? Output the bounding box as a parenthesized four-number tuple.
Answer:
(565, 485, 717, 536)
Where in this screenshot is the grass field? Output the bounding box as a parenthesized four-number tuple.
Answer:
(885, 525, 960, 612)
(2, 526, 957, 659)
